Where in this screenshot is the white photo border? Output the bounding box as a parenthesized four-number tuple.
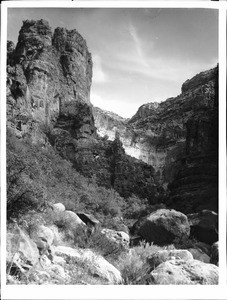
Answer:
(1, 1, 226, 299)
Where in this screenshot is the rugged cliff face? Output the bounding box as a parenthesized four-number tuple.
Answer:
(7, 19, 157, 203)
(94, 66, 218, 213)
(7, 19, 218, 214)
(168, 69, 218, 213)
(94, 67, 218, 185)
(7, 19, 93, 133)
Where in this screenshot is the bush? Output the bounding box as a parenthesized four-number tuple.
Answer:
(116, 241, 174, 284)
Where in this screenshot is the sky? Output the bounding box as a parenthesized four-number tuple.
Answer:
(7, 8, 218, 118)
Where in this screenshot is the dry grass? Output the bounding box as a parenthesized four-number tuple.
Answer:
(115, 241, 175, 285)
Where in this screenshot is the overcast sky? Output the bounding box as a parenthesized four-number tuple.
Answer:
(8, 8, 218, 118)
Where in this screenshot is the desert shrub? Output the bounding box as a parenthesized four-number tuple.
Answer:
(116, 241, 174, 284)
(123, 195, 149, 220)
(117, 251, 149, 284)
(7, 130, 127, 225)
(66, 256, 108, 285)
(7, 150, 45, 219)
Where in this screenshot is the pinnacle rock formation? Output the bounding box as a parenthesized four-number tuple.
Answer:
(7, 19, 93, 131)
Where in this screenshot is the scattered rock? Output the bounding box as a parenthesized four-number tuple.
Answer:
(188, 248, 210, 263)
(147, 249, 193, 270)
(193, 242, 211, 256)
(29, 225, 55, 251)
(54, 245, 122, 284)
(210, 241, 219, 266)
(138, 209, 190, 245)
(80, 249, 122, 284)
(187, 210, 218, 244)
(77, 212, 100, 227)
(54, 245, 81, 260)
(48, 264, 66, 280)
(52, 203, 65, 213)
(47, 225, 61, 246)
(101, 228, 130, 248)
(150, 259, 218, 285)
(52, 255, 66, 267)
(7, 227, 39, 273)
(63, 210, 86, 228)
(39, 254, 52, 269)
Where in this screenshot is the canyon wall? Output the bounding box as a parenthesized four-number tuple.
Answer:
(94, 67, 218, 188)
(7, 19, 93, 132)
(7, 19, 157, 204)
(7, 19, 218, 213)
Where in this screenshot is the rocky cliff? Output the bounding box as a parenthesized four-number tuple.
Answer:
(7, 19, 157, 204)
(7, 19, 93, 133)
(94, 67, 218, 183)
(7, 19, 218, 214)
(94, 66, 218, 213)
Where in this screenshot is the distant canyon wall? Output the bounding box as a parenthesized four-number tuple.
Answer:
(93, 66, 218, 187)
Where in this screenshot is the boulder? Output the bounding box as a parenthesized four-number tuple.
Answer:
(147, 249, 193, 270)
(29, 225, 55, 252)
(138, 209, 190, 245)
(77, 212, 100, 227)
(210, 241, 219, 266)
(54, 245, 81, 260)
(63, 210, 86, 228)
(188, 248, 210, 263)
(193, 241, 211, 256)
(39, 254, 52, 269)
(48, 264, 66, 280)
(52, 255, 66, 267)
(101, 228, 130, 248)
(54, 245, 122, 284)
(80, 249, 122, 284)
(187, 210, 218, 244)
(52, 203, 65, 213)
(150, 259, 218, 285)
(47, 225, 61, 245)
(7, 227, 39, 273)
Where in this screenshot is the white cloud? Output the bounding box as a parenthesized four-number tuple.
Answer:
(128, 22, 151, 69)
(92, 54, 108, 83)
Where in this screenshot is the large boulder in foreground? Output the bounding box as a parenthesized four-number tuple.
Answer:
(138, 209, 190, 245)
(187, 210, 218, 244)
(147, 249, 193, 270)
(150, 259, 218, 285)
(7, 227, 39, 273)
(54, 246, 122, 284)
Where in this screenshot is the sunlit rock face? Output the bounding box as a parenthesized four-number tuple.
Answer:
(93, 66, 218, 190)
